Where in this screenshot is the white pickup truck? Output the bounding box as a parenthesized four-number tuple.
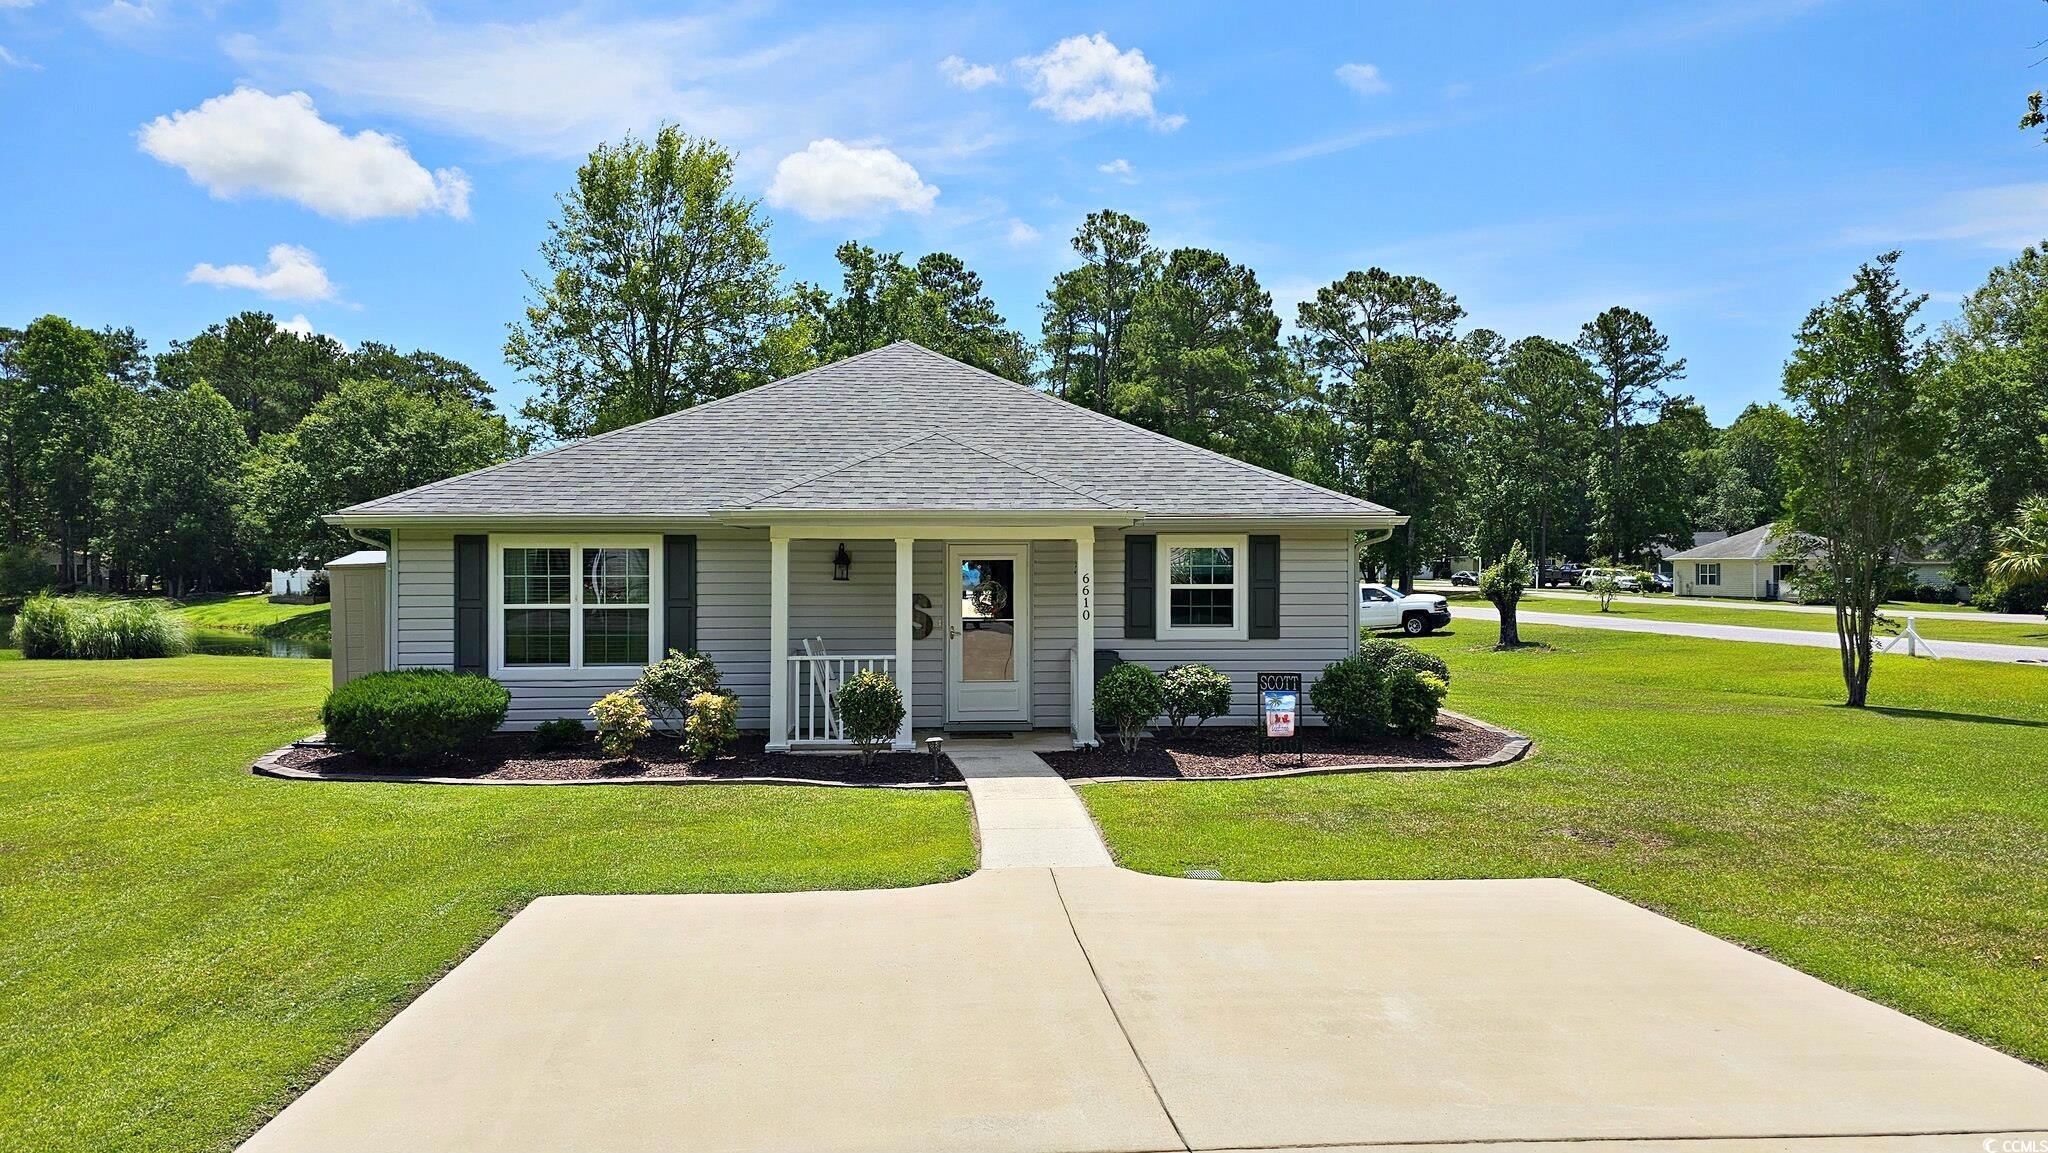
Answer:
(1358, 584, 1453, 636)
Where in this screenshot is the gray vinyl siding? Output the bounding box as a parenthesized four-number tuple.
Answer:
(382, 522, 1356, 733)
(1031, 539, 1076, 727)
(1095, 527, 1358, 725)
(394, 530, 454, 668)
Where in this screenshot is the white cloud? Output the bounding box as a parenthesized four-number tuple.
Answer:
(1014, 33, 1182, 130)
(1335, 62, 1388, 96)
(83, 1, 155, 37)
(0, 44, 24, 70)
(1842, 183, 2048, 252)
(139, 88, 469, 221)
(1098, 157, 1135, 182)
(939, 55, 1001, 90)
(276, 314, 316, 337)
(186, 244, 336, 301)
(767, 139, 938, 221)
(1005, 218, 1041, 246)
(222, 13, 778, 160)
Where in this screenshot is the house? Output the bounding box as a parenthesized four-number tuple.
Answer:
(270, 567, 322, 598)
(323, 343, 1405, 748)
(1653, 531, 1728, 580)
(1668, 522, 1951, 601)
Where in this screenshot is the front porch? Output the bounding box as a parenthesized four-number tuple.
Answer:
(763, 523, 1102, 752)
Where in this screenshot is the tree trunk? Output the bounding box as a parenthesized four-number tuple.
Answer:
(1495, 599, 1520, 648)
(1537, 509, 1550, 584)
(1399, 519, 1416, 594)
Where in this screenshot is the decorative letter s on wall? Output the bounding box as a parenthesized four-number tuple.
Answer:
(911, 592, 933, 640)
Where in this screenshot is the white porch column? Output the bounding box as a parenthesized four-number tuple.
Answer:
(893, 536, 915, 750)
(1074, 531, 1096, 746)
(768, 533, 790, 751)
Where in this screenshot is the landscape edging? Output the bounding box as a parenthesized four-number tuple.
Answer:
(1058, 709, 1532, 784)
(250, 736, 969, 791)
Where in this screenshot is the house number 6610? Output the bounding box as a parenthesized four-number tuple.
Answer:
(1080, 572, 1091, 621)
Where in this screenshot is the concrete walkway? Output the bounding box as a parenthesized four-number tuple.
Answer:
(949, 738, 1114, 868)
(1457, 602, 2048, 665)
(241, 868, 2048, 1152)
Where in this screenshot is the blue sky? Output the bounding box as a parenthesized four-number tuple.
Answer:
(1, 1, 2042, 422)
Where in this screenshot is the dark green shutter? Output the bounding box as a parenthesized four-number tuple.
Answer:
(1124, 534, 1156, 639)
(1248, 535, 1280, 639)
(663, 534, 698, 655)
(453, 534, 486, 673)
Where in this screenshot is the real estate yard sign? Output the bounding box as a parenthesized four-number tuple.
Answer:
(1257, 672, 1303, 762)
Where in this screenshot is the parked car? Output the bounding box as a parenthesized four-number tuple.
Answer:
(1449, 570, 1479, 586)
(1649, 572, 1673, 593)
(1540, 564, 1583, 588)
(1578, 567, 1640, 592)
(1360, 584, 1453, 635)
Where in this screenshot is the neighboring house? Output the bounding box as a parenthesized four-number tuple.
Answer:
(1653, 531, 1729, 579)
(270, 567, 321, 597)
(1669, 523, 1950, 601)
(324, 343, 1405, 748)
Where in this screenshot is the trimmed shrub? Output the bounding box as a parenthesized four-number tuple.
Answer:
(1095, 662, 1164, 754)
(323, 670, 509, 765)
(834, 669, 904, 766)
(1356, 637, 1452, 687)
(590, 690, 651, 759)
(1160, 663, 1232, 738)
(635, 650, 723, 729)
(533, 717, 586, 751)
(14, 595, 191, 659)
(1309, 653, 1389, 741)
(1387, 670, 1448, 739)
(683, 691, 740, 761)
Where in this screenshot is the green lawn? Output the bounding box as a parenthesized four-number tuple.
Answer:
(1513, 590, 2048, 646)
(1083, 626, 2048, 1067)
(0, 652, 974, 1153)
(171, 594, 331, 643)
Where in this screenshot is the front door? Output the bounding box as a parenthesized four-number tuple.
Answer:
(947, 545, 1031, 724)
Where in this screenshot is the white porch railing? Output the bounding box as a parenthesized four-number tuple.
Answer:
(787, 654, 898, 746)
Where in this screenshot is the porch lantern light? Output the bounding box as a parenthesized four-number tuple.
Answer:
(832, 543, 852, 582)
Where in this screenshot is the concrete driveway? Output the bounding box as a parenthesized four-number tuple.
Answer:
(241, 868, 2048, 1153)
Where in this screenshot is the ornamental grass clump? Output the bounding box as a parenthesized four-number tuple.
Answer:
(833, 669, 904, 767)
(14, 595, 191, 660)
(1159, 662, 1232, 738)
(322, 670, 509, 765)
(589, 690, 652, 760)
(1095, 662, 1164, 754)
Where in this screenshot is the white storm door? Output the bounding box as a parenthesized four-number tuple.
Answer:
(946, 544, 1031, 723)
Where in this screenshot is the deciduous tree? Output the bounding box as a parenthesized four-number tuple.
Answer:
(508, 128, 797, 442)
(1780, 253, 1946, 707)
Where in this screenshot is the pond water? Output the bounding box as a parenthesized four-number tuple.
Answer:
(190, 628, 330, 660)
(0, 614, 329, 660)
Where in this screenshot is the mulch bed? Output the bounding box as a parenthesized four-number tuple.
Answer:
(1040, 714, 1515, 779)
(274, 732, 956, 786)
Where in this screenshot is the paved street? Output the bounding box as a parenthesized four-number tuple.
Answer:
(1454, 602, 2048, 665)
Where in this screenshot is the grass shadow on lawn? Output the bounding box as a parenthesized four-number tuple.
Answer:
(1863, 705, 2048, 729)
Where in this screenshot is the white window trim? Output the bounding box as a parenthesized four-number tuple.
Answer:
(488, 533, 663, 680)
(1157, 533, 1249, 642)
(1695, 562, 1721, 587)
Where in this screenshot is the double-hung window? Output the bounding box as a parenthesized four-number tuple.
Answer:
(1695, 562, 1721, 587)
(1158, 535, 1248, 640)
(496, 539, 659, 673)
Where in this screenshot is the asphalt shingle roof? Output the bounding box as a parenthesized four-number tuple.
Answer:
(337, 342, 1398, 522)
(1666, 523, 1780, 561)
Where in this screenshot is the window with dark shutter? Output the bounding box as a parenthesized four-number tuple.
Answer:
(664, 534, 697, 655)
(1249, 534, 1280, 639)
(1124, 534, 1156, 639)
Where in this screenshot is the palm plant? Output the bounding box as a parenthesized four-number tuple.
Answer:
(1988, 497, 2048, 585)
